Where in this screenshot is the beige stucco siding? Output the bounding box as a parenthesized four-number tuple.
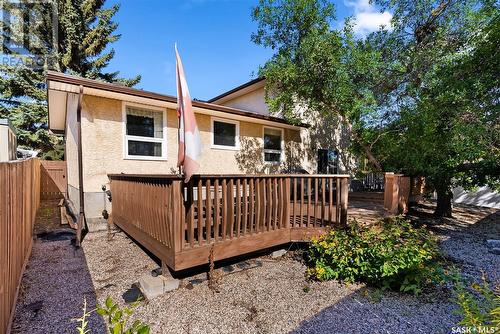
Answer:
(219, 88, 270, 115)
(76, 95, 302, 194)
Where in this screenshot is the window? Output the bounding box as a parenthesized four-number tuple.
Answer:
(123, 104, 166, 160)
(263, 127, 283, 163)
(211, 117, 239, 150)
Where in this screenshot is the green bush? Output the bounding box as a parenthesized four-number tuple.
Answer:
(96, 297, 150, 334)
(307, 217, 445, 294)
(75, 296, 150, 334)
(453, 274, 500, 330)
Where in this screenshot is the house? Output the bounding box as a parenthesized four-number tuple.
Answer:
(47, 71, 356, 223)
(0, 119, 17, 162)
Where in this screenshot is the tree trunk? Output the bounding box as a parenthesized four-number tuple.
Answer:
(435, 183, 453, 217)
(341, 115, 383, 171)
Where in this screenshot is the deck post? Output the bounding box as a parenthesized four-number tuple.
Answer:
(172, 180, 183, 253)
(340, 177, 348, 225)
(284, 178, 291, 228)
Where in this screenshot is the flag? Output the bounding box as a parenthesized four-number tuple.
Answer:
(175, 44, 202, 182)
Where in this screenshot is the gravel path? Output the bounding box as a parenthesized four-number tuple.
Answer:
(12, 201, 499, 334)
(11, 239, 106, 333)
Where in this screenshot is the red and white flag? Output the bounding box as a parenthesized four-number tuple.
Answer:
(175, 44, 202, 182)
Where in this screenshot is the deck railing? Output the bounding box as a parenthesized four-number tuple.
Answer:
(109, 174, 349, 271)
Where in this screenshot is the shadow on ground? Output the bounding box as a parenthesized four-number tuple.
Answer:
(291, 202, 499, 334)
(11, 200, 106, 334)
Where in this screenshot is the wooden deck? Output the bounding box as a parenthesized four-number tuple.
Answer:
(109, 174, 349, 271)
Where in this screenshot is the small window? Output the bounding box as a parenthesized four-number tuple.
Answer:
(124, 105, 166, 159)
(263, 127, 283, 163)
(211, 118, 239, 150)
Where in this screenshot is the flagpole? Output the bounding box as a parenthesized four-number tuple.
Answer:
(175, 43, 182, 176)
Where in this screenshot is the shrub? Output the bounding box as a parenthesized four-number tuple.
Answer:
(96, 297, 150, 334)
(307, 217, 445, 294)
(453, 274, 500, 331)
(75, 296, 150, 334)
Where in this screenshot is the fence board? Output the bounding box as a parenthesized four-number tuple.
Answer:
(40, 161, 66, 199)
(0, 159, 40, 334)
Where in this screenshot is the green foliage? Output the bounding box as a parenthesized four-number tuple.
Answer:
(307, 217, 446, 295)
(252, 0, 388, 170)
(252, 0, 500, 216)
(453, 274, 500, 331)
(360, 0, 500, 215)
(0, 0, 140, 157)
(96, 296, 150, 334)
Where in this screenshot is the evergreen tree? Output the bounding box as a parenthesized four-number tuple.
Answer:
(0, 0, 140, 159)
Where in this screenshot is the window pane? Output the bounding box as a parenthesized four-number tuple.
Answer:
(126, 107, 163, 138)
(128, 140, 162, 157)
(264, 152, 281, 163)
(264, 128, 282, 150)
(213, 121, 236, 147)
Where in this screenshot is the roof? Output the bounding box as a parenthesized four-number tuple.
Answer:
(207, 77, 265, 103)
(46, 71, 306, 128)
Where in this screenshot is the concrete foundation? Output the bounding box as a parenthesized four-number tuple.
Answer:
(138, 274, 179, 299)
(68, 184, 112, 220)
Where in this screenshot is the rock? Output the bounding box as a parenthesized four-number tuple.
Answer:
(122, 283, 144, 303)
(489, 248, 500, 255)
(138, 274, 179, 299)
(271, 249, 287, 258)
(486, 239, 500, 248)
(189, 278, 204, 286)
(223, 265, 235, 273)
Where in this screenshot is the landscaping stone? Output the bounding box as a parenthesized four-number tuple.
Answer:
(489, 248, 500, 255)
(122, 283, 143, 303)
(138, 274, 179, 299)
(486, 239, 500, 248)
(223, 265, 235, 273)
(271, 249, 287, 258)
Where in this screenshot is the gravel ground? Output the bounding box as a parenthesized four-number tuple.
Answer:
(12, 201, 499, 334)
(11, 239, 106, 333)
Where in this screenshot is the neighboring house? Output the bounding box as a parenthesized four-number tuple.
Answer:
(453, 186, 500, 209)
(0, 119, 17, 162)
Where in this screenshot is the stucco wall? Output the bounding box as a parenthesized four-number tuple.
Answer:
(220, 88, 270, 115)
(67, 94, 303, 218)
(218, 86, 358, 174)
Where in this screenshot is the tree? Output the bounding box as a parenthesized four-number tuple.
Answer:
(366, 0, 500, 216)
(0, 0, 140, 158)
(252, 0, 499, 217)
(251, 0, 389, 170)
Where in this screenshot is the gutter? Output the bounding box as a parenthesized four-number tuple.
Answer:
(76, 85, 85, 246)
(46, 71, 309, 128)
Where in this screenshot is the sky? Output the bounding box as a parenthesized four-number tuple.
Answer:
(105, 0, 391, 101)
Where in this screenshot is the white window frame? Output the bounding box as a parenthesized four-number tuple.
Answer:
(262, 126, 284, 165)
(210, 116, 240, 151)
(122, 102, 167, 161)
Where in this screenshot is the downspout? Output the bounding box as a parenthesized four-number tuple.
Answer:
(76, 85, 85, 245)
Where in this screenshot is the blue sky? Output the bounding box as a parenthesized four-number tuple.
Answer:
(106, 0, 391, 101)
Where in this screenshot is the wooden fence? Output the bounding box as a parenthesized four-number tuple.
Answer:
(384, 173, 411, 214)
(40, 161, 67, 199)
(0, 158, 40, 334)
(109, 174, 349, 271)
